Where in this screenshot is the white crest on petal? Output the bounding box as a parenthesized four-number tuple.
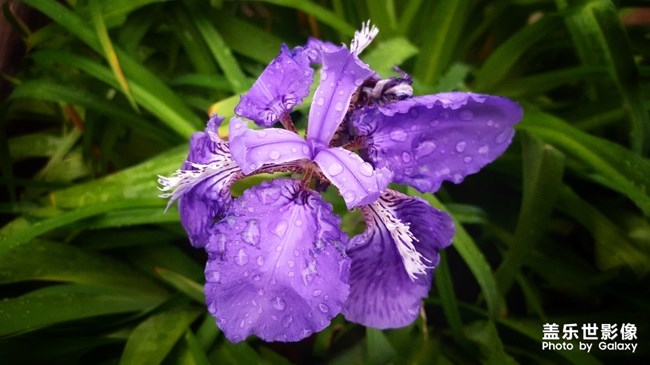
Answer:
(368, 195, 432, 281)
(158, 160, 237, 211)
(350, 21, 379, 56)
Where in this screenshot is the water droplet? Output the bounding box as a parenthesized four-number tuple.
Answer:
(343, 191, 356, 203)
(321, 71, 328, 81)
(288, 260, 295, 268)
(272, 220, 288, 238)
(248, 163, 257, 171)
(271, 297, 286, 311)
(389, 128, 407, 142)
(269, 150, 280, 160)
(338, 89, 345, 95)
(295, 220, 303, 227)
(335, 102, 344, 112)
(318, 303, 330, 313)
(302, 146, 310, 154)
(487, 120, 494, 127)
(354, 78, 364, 86)
(359, 162, 373, 177)
(409, 109, 419, 118)
(252, 274, 261, 281)
(282, 314, 294, 328)
(328, 162, 343, 176)
(455, 141, 466, 153)
(496, 130, 510, 144)
(211, 271, 221, 283)
(257, 130, 267, 137)
(437, 167, 450, 176)
(241, 219, 260, 245)
(401, 152, 411, 163)
(256, 256, 265, 266)
(464, 156, 473, 163)
(453, 174, 463, 183)
(316, 97, 325, 106)
(291, 147, 297, 153)
(258, 288, 265, 296)
(415, 141, 436, 159)
(235, 249, 248, 266)
(293, 250, 300, 257)
(312, 289, 322, 297)
(460, 110, 474, 120)
(288, 271, 295, 277)
(240, 319, 246, 328)
(478, 145, 489, 154)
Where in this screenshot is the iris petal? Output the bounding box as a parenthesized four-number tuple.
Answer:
(343, 190, 454, 329)
(159, 115, 242, 248)
(353, 92, 522, 193)
(228, 117, 311, 175)
(204, 179, 350, 343)
(236, 45, 314, 127)
(313, 146, 391, 209)
(306, 47, 374, 146)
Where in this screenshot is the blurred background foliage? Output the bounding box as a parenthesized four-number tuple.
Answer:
(0, 0, 649, 364)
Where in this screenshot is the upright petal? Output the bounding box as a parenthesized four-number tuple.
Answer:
(353, 92, 523, 193)
(313, 146, 391, 209)
(158, 115, 242, 248)
(236, 45, 314, 127)
(306, 47, 374, 146)
(204, 179, 350, 343)
(343, 190, 454, 329)
(229, 117, 311, 175)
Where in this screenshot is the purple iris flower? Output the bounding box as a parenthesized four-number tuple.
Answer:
(159, 22, 522, 343)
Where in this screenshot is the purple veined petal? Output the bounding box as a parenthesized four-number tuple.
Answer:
(342, 189, 454, 329)
(313, 146, 391, 209)
(158, 115, 243, 248)
(228, 117, 312, 175)
(236, 44, 314, 127)
(306, 47, 374, 147)
(353, 92, 523, 193)
(204, 179, 350, 343)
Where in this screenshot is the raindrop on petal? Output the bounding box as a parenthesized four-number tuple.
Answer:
(415, 141, 436, 159)
(328, 162, 344, 176)
(389, 128, 407, 142)
(359, 162, 374, 177)
(455, 141, 466, 153)
(401, 152, 411, 163)
(235, 249, 248, 266)
(269, 150, 281, 160)
(318, 303, 330, 313)
(271, 297, 286, 311)
(460, 110, 474, 120)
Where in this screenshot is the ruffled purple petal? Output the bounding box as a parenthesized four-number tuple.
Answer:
(343, 190, 454, 328)
(353, 92, 523, 193)
(313, 146, 391, 209)
(158, 115, 242, 248)
(306, 47, 374, 147)
(228, 117, 311, 175)
(204, 179, 350, 343)
(236, 45, 314, 127)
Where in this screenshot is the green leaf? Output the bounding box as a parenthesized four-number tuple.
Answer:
(464, 320, 518, 365)
(0, 240, 166, 295)
(120, 307, 201, 365)
(412, 1, 472, 85)
(557, 0, 649, 153)
(22, 0, 201, 137)
(435, 251, 469, 346)
(257, 0, 355, 36)
(557, 187, 650, 276)
(214, 15, 284, 64)
(366, 328, 396, 365)
(408, 189, 503, 318)
(496, 133, 565, 293)
(190, 7, 248, 93)
(362, 37, 418, 78)
(155, 267, 205, 303)
(0, 284, 164, 336)
(518, 104, 650, 215)
(474, 15, 562, 91)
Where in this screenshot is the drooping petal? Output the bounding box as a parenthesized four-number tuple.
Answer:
(236, 45, 314, 127)
(204, 179, 350, 343)
(353, 92, 523, 193)
(306, 47, 374, 147)
(313, 146, 391, 209)
(343, 190, 454, 329)
(158, 115, 242, 248)
(228, 117, 311, 175)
